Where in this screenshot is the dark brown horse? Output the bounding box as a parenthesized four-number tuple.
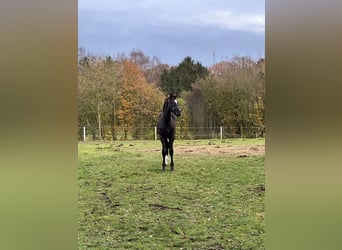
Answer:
(157, 94, 181, 171)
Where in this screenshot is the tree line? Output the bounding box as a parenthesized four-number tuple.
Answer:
(78, 48, 265, 140)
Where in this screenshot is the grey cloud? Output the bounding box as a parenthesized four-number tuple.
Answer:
(78, 0, 264, 65)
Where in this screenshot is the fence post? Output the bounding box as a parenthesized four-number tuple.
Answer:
(154, 126, 157, 141)
(220, 126, 223, 140)
(83, 126, 86, 142)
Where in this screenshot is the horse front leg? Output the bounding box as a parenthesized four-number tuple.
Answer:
(161, 139, 167, 171)
(169, 138, 174, 171)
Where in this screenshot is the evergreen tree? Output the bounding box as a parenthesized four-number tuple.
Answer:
(160, 56, 209, 94)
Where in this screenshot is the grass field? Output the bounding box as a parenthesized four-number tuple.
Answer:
(78, 139, 265, 249)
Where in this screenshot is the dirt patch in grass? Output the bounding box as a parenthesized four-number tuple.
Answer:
(150, 144, 265, 157)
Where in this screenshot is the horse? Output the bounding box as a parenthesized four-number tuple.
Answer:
(157, 94, 181, 171)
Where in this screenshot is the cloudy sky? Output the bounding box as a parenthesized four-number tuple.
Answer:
(78, 0, 264, 66)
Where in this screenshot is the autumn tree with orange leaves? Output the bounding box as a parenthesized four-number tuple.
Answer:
(117, 60, 163, 139)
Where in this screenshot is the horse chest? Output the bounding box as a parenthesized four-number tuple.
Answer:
(164, 127, 174, 136)
(158, 126, 174, 136)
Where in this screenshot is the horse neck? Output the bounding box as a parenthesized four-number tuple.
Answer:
(163, 106, 173, 124)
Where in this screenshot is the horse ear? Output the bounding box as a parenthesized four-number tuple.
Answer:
(169, 93, 176, 99)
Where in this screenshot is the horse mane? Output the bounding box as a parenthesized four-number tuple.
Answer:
(162, 97, 169, 115)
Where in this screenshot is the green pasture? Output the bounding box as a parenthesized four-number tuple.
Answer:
(78, 139, 265, 249)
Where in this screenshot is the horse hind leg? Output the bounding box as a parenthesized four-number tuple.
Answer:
(169, 139, 174, 171)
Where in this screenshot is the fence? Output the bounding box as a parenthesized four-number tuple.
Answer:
(78, 126, 265, 141)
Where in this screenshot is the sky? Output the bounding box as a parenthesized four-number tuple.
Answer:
(78, 0, 265, 66)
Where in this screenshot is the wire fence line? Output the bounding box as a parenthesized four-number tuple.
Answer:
(78, 126, 265, 141)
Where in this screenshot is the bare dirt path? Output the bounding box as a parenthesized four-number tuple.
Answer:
(150, 144, 265, 157)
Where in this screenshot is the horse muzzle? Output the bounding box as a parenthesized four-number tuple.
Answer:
(174, 109, 181, 117)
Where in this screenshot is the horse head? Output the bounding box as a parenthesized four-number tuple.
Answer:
(167, 94, 181, 117)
